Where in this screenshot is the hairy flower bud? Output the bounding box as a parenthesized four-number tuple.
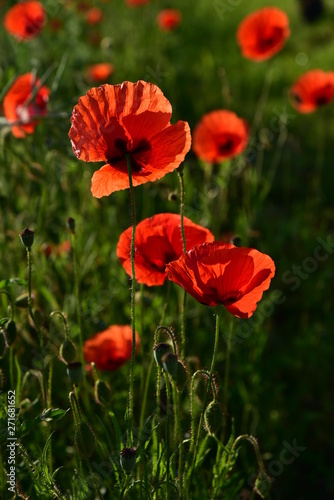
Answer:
(120, 447, 137, 473)
(204, 401, 223, 435)
(19, 227, 35, 248)
(75, 421, 95, 458)
(59, 339, 76, 364)
(153, 342, 172, 367)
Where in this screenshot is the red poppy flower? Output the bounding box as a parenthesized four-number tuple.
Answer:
(193, 110, 249, 163)
(117, 213, 214, 286)
(126, 0, 150, 6)
(86, 63, 114, 82)
(166, 241, 275, 319)
(289, 69, 334, 113)
(3, 73, 50, 138)
(157, 9, 182, 32)
(83, 325, 140, 371)
(69, 80, 191, 198)
(4, 1, 46, 41)
(237, 7, 290, 62)
(85, 7, 103, 25)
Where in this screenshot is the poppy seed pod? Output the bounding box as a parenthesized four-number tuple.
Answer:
(161, 352, 178, 379)
(67, 362, 83, 385)
(204, 401, 224, 435)
(120, 447, 137, 473)
(19, 228, 35, 248)
(75, 421, 96, 458)
(153, 342, 172, 367)
(3, 320, 17, 346)
(59, 339, 76, 364)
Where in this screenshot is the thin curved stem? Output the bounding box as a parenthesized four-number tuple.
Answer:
(177, 170, 187, 360)
(126, 155, 137, 445)
(187, 309, 221, 488)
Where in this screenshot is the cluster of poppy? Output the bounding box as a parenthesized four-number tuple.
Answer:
(3, 4, 331, 372)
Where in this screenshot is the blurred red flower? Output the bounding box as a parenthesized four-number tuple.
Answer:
(86, 63, 114, 82)
(237, 7, 290, 61)
(3, 73, 50, 138)
(157, 9, 182, 32)
(4, 1, 46, 41)
(85, 7, 103, 25)
(117, 213, 214, 286)
(83, 325, 140, 370)
(126, 0, 150, 6)
(193, 110, 249, 163)
(166, 241, 275, 318)
(289, 69, 334, 113)
(69, 80, 191, 198)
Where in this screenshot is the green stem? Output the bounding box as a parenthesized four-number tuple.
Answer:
(173, 383, 184, 496)
(26, 248, 47, 406)
(126, 155, 137, 445)
(163, 372, 171, 500)
(187, 309, 220, 488)
(177, 170, 187, 360)
(70, 232, 84, 368)
(222, 317, 233, 442)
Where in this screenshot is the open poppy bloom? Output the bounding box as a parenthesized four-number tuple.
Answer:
(85, 7, 103, 25)
(289, 69, 334, 113)
(193, 110, 249, 163)
(4, 1, 46, 41)
(83, 325, 140, 371)
(157, 9, 182, 32)
(86, 63, 114, 82)
(69, 80, 191, 197)
(237, 7, 290, 61)
(166, 241, 275, 319)
(3, 73, 50, 138)
(117, 213, 214, 286)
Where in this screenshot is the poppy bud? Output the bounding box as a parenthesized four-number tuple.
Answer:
(67, 362, 83, 385)
(153, 342, 171, 367)
(204, 401, 224, 435)
(15, 293, 32, 308)
(120, 447, 137, 473)
(254, 471, 271, 499)
(59, 339, 76, 364)
(19, 228, 35, 248)
(161, 352, 178, 379)
(94, 379, 111, 405)
(175, 360, 188, 392)
(0, 330, 7, 359)
(3, 320, 17, 346)
(75, 421, 96, 458)
(67, 217, 76, 234)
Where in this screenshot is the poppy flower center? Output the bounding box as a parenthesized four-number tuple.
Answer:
(111, 138, 151, 172)
(218, 138, 236, 155)
(221, 290, 243, 306)
(259, 27, 283, 52)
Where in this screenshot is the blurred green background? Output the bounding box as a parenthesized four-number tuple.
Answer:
(1, 0, 334, 498)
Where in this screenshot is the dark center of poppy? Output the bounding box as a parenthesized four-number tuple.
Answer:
(110, 138, 151, 172)
(218, 139, 235, 155)
(220, 290, 243, 306)
(259, 27, 283, 52)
